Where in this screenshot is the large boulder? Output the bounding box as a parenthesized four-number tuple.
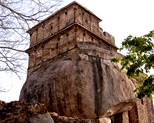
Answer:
(20, 49, 136, 119)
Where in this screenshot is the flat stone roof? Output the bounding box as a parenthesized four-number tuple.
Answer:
(27, 1, 102, 33)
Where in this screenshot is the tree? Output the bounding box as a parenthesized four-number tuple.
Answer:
(0, 0, 63, 78)
(112, 30, 154, 99)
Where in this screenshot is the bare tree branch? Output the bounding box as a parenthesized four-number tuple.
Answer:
(0, 0, 63, 82)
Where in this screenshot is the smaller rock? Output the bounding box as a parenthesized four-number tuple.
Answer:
(30, 113, 54, 123)
(97, 117, 111, 123)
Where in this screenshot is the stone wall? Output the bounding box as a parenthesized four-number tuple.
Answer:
(26, 2, 116, 75)
(27, 25, 116, 75)
(28, 2, 101, 46)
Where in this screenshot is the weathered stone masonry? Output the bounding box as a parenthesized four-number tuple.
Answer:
(26, 1, 116, 75)
(20, 1, 154, 123)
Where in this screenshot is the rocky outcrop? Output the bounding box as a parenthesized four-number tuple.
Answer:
(0, 100, 110, 123)
(0, 100, 54, 123)
(20, 44, 136, 119)
(50, 112, 111, 123)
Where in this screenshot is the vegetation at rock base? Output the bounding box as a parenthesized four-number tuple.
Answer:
(112, 30, 154, 99)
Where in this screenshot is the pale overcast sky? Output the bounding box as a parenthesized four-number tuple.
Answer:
(0, 0, 154, 102)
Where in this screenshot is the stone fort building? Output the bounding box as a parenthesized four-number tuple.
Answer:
(20, 1, 154, 123)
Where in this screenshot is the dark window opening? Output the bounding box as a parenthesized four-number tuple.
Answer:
(85, 18, 88, 24)
(114, 113, 123, 123)
(128, 104, 138, 123)
(50, 25, 53, 30)
(30, 33, 32, 36)
(83, 32, 86, 36)
(65, 11, 67, 15)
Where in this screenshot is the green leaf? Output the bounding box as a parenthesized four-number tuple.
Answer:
(111, 57, 120, 63)
(111, 30, 154, 99)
